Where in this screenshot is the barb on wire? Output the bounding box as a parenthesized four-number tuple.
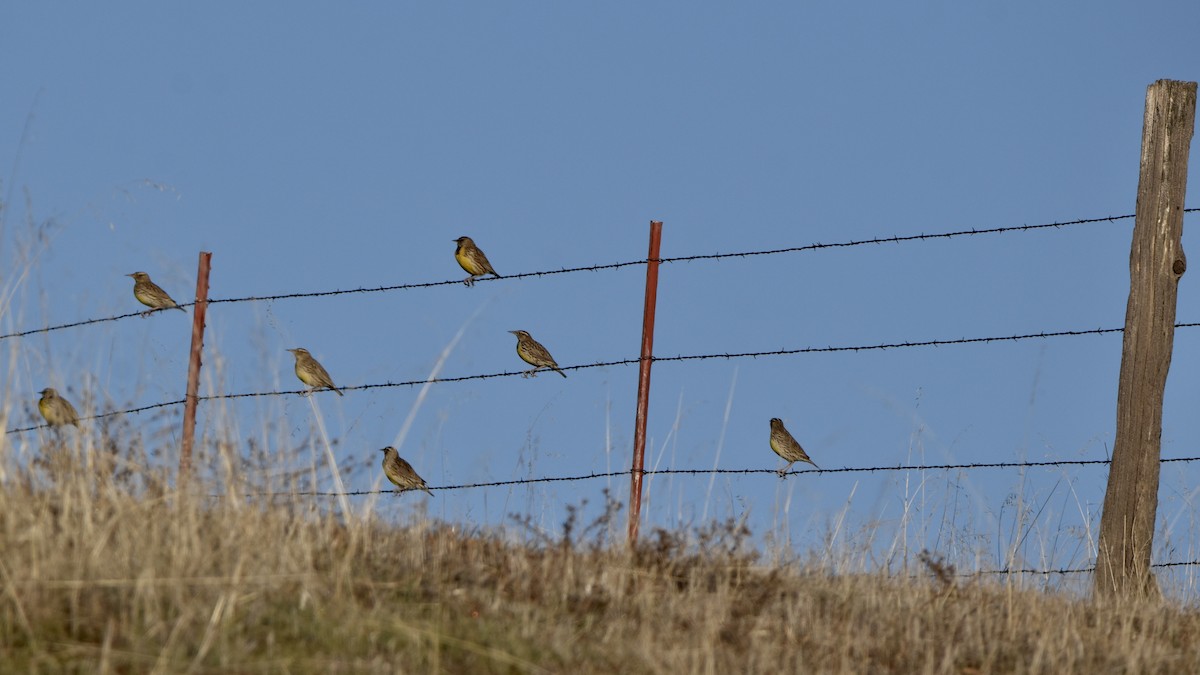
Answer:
(10, 209, 1197, 341)
(8, 321, 1199, 435)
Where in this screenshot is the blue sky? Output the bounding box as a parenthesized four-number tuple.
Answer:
(2, 2, 1198, 580)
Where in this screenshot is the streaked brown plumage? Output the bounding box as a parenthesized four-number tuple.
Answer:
(287, 348, 344, 396)
(38, 388, 80, 428)
(509, 329, 566, 378)
(454, 236, 499, 287)
(769, 417, 818, 476)
(127, 271, 186, 314)
(380, 446, 433, 495)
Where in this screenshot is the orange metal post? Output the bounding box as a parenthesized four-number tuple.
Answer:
(628, 221, 663, 545)
(180, 251, 212, 482)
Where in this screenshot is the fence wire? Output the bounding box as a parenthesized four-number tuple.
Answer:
(10, 320, 1197, 435)
(8, 209, 1196, 342)
(240, 455, 1200, 498)
(228, 459, 1200, 579)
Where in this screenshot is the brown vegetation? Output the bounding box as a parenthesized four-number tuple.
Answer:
(3, 440, 1200, 674)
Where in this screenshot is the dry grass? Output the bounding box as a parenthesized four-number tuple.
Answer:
(3, 434, 1200, 674)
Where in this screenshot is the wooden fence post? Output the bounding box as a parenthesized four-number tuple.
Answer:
(180, 251, 213, 483)
(1094, 80, 1195, 597)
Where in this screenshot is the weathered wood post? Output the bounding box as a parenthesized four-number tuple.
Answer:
(1095, 80, 1195, 597)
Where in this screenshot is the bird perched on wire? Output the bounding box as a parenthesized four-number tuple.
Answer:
(453, 236, 499, 287)
(287, 348, 344, 396)
(38, 388, 80, 428)
(379, 446, 433, 495)
(509, 330, 567, 378)
(769, 417, 818, 476)
(126, 271, 186, 314)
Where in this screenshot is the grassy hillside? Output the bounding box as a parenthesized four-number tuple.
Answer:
(3, 440, 1200, 674)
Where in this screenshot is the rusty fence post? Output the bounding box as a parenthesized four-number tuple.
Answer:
(628, 221, 663, 545)
(180, 251, 213, 483)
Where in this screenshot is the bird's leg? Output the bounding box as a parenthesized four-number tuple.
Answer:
(463, 277, 475, 287)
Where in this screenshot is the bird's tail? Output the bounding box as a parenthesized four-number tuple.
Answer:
(555, 368, 567, 378)
(174, 305, 187, 312)
(332, 387, 345, 397)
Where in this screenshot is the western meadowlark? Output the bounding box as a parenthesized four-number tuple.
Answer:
(380, 446, 433, 495)
(509, 330, 567, 378)
(38, 388, 80, 428)
(127, 271, 186, 314)
(454, 236, 498, 287)
(769, 417, 818, 476)
(287, 348, 344, 396)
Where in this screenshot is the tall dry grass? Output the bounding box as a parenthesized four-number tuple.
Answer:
(3, 424, 1200, 674)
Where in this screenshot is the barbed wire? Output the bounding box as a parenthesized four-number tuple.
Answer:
(231, 459, 1200, 578)
(118, 321, 1200, 402)
(0, 309, 171, 341)
(8, 209, 1195, 342)
(5, 398, 188, 435)
(202, 212, 1158, 304)
(959, 559, 1200, 577)
(657, 211, 1187, 264)
(231, 455, 1200, 498)
(233, 458, 1200, 580)
(9, 321, 1198, 435)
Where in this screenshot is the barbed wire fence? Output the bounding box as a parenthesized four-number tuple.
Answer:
(6, 210, 1195, 343)
(9, 208, 1200, 578)
(222, 459, 1200, 579)
(9, 321, 1199, 435)
(240, 456, 1200, 498)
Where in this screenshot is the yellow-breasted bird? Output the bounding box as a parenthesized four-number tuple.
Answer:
(769, 417, 818, 476)
(453, 236, 499, 287)
(38, 388, 80, 428)
(509, 330, 567, 378)
(126, 271, 186, 314)
(287, 348, 344, 396)
(380, 446, 433, 495)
